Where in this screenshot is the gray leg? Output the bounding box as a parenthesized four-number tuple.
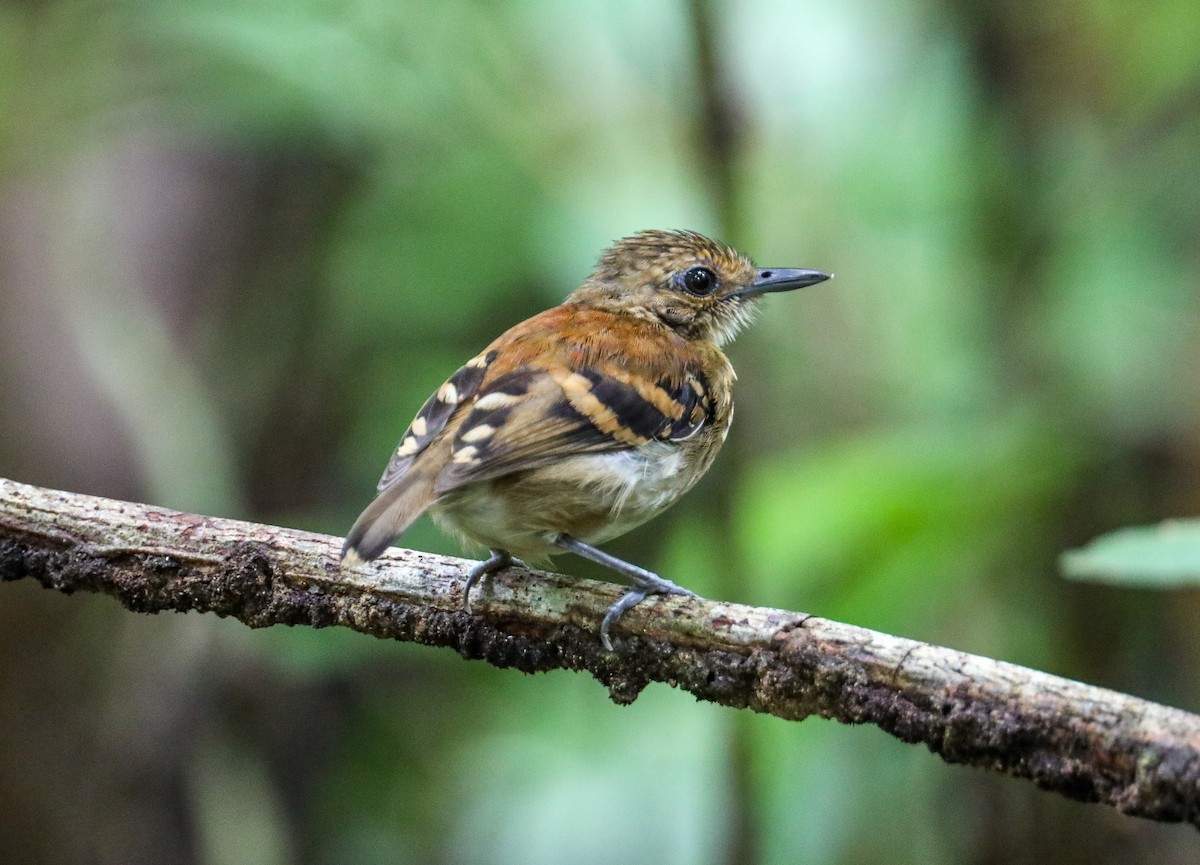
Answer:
(554, 534, 696, 651)
(464, 548, 520, 613)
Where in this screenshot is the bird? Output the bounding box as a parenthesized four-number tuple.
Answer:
(341, 229, 830, 650)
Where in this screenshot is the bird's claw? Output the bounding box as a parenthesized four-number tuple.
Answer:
(463, 549, 520, 613)
(599, 580, 695, 651)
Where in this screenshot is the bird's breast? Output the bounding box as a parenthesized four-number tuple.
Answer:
(567, 441, 696, 520)
(431, 438, 718, 557)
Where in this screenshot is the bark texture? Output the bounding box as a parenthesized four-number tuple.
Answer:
(2, 477, 1198, 827)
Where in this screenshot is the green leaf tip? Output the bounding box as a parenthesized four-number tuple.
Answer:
(1060, 519, 1200, 587)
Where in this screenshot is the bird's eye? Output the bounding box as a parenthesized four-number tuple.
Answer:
(681, 266, 717, 296)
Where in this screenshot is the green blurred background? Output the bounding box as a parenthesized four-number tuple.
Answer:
(2, 0, 1199, 862)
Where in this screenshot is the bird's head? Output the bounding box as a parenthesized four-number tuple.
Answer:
(570, 229, 830, 346)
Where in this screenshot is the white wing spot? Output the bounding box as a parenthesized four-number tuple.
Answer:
(410, 415, 428, 437)
(466, 353, 490, 369)
(395, 436, 420, 457)
(460, 424, 496, 443)
(438, 382, 459, 403)
(475, 391, 520, 410)
(452, 445, 479, 464)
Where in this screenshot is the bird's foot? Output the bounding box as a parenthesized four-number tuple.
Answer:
(463, 548, 522, 614)
(599, 577, 695, 651)
(552, 533, 696, 651)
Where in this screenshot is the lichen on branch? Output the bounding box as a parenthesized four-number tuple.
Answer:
(1, 477, 1198, 829)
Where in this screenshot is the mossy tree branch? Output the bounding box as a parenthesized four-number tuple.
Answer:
(2, 477, 1198, 828)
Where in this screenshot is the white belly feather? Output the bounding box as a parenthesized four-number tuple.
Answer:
(432, 441, 704, 557)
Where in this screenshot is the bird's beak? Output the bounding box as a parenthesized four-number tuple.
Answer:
(733, 267, 832, 299)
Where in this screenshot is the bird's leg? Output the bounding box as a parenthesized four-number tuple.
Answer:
(463, 548, 521, 613)
(553, 533, 697, 651)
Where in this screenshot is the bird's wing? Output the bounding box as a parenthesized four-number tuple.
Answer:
(431, 361, 714, 494)
(375, 349, 498, 491)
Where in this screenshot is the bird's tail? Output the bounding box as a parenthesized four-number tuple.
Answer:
(341, 471, 438, 566)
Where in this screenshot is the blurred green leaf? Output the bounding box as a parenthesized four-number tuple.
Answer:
(735, 413, 1082, 636)
(1061, 520, 1200, 586)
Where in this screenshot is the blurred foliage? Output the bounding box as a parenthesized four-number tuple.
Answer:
(1063, 521, 1200, 586)
(2, 0, 1200, 864)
